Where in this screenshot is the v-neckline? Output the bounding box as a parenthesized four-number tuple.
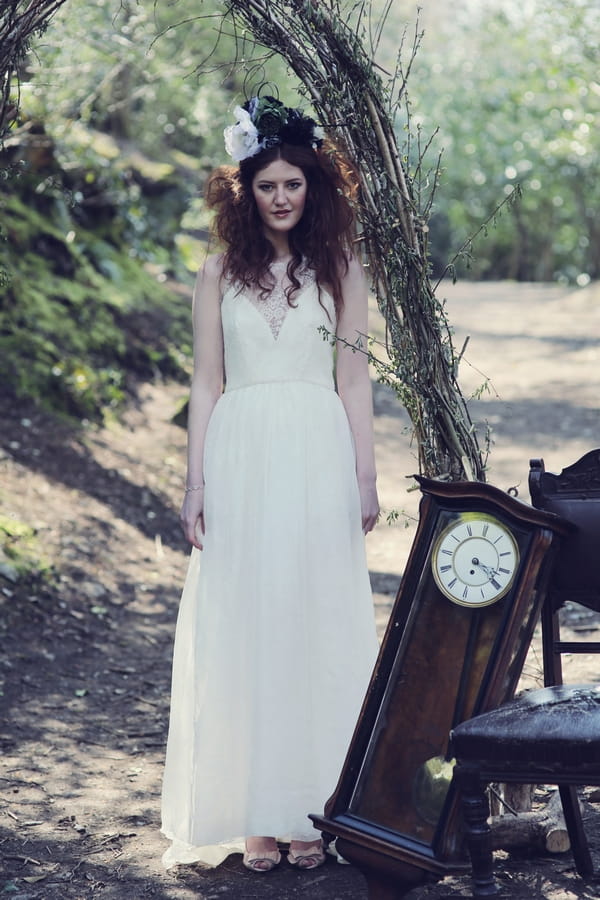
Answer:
(240, 284, 313, 341)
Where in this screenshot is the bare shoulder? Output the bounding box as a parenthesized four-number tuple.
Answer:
(193, 254, 226, 310)
(198, 253, 225, 286)
(192, 254, 225, 327)
(345, 253, 366, 277)
(339, 253, 368, 305)
(340, 253, 367, 288)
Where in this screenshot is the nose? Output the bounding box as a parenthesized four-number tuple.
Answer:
(274, 185, 288, 206)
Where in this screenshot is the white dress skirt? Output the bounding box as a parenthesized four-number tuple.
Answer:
(161, 271, 379, 868)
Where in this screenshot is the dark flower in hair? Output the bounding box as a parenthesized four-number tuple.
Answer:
(281, 108, 322, 147)
(250, 96, 288, 139)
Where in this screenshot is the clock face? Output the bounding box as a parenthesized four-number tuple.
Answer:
(432, 513, 519, 606)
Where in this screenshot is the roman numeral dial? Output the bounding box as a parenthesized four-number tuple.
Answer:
(431, 514, 519, 607)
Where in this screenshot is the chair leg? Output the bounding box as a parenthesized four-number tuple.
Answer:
(558, 785, 594, 878)
(541, 603, 563, 687)
(455, 762, 500, 897)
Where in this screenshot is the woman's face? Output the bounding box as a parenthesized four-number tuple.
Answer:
(251, 159, 308, 242)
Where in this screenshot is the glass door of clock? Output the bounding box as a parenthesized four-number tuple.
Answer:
(348, 581, 506, 845)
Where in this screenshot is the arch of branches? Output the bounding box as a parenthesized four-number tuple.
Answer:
(201, 0, 487, 481)
(3, 0, 491, 482)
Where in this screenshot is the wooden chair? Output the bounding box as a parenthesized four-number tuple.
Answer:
(450, 683, 600, 897)
(529, 450, 600, 686)
(449, 452, 600, 896)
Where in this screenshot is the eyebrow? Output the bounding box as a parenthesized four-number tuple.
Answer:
(256, 177, 303, 185)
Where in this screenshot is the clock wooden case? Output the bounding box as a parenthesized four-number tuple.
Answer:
(310, 476, 572, 899)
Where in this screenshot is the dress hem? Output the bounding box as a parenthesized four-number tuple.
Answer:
(160, 829, 330, 870)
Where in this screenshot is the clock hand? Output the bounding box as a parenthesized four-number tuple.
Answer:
(471, 557, 499, 581)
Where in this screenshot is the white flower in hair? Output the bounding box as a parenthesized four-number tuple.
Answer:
(224, 106, 262, 162)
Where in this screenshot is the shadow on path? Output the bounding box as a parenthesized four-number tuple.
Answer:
(0, 391, 186, 551)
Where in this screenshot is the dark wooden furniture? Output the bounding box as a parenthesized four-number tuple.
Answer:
(450, 451, 600, 897)
(529, 450, 600, 685)
(310, 477, 571, 899)
(451, 683, 600, 897)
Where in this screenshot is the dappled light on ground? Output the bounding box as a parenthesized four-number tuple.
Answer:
(1, 281, 600, 898)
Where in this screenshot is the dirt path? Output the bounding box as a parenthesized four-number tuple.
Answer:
(1, 280, 599, 899)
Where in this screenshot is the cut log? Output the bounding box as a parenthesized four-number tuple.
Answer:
(490, 789, 572, 854)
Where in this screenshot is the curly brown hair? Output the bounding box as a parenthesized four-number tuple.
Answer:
(204, 139, 360, 315)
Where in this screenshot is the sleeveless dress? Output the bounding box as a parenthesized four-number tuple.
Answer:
(160, 262, 379, 868)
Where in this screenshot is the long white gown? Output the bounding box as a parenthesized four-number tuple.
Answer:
(160, 263, 379, 868)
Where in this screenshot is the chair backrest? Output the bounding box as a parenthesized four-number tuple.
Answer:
(529, 450, 600, 612)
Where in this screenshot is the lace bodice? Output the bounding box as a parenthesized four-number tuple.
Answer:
(246, 260, 316, 339)
(220, 265, 336, 393)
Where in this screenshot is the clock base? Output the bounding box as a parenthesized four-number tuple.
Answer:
(335, 837, 433, 899)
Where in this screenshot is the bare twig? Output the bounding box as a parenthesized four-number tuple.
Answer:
(0, 0, 70, 139)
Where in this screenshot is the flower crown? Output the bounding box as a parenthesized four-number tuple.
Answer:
(224, 95, 325, 163)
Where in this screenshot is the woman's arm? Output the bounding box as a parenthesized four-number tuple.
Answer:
(335, 255, 379, 534)
(180, 255, 224, 549)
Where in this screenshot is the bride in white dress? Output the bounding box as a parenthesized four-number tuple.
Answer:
(161, 95, 380, 874)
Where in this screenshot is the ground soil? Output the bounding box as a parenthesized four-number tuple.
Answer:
(1, 280, 599, 899)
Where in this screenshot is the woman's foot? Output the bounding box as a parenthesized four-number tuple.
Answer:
(243, 836, 281, 873)
(288, 839, 326, 869)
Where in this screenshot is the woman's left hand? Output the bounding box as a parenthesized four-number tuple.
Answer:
(359, 477, 380, 534)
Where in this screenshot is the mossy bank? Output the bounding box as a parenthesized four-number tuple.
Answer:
(0, 121, 204, 421)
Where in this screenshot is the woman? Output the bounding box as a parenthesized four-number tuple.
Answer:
(161, 95, 379, 874)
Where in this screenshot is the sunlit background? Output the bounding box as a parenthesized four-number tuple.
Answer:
(18, 0, 599, 285)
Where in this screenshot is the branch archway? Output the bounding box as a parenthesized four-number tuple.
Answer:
(219, 0, 486, 481)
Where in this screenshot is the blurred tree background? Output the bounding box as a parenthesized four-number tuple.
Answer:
(1, 0, 597, 420)
(404, 0, 599, 284)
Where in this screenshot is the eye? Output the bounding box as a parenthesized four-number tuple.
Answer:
(287, 181, 303, 190)
(257, 183, 273, 192)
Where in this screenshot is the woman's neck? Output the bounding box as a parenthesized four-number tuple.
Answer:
(265, 233, 291, 261)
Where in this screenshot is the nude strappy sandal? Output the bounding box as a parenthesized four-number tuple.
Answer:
(243, 844, 281, 873)
(287, 840, 326, 869)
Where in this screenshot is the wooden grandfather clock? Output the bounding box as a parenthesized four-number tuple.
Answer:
(311, 476, 572, 899)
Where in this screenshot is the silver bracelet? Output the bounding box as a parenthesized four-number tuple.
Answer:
(184, 483, 204, 493)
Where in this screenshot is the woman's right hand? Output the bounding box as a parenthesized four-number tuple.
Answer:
(180, 488, 205, 550)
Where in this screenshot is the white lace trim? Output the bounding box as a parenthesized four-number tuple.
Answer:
(247, 260, 315, 339)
